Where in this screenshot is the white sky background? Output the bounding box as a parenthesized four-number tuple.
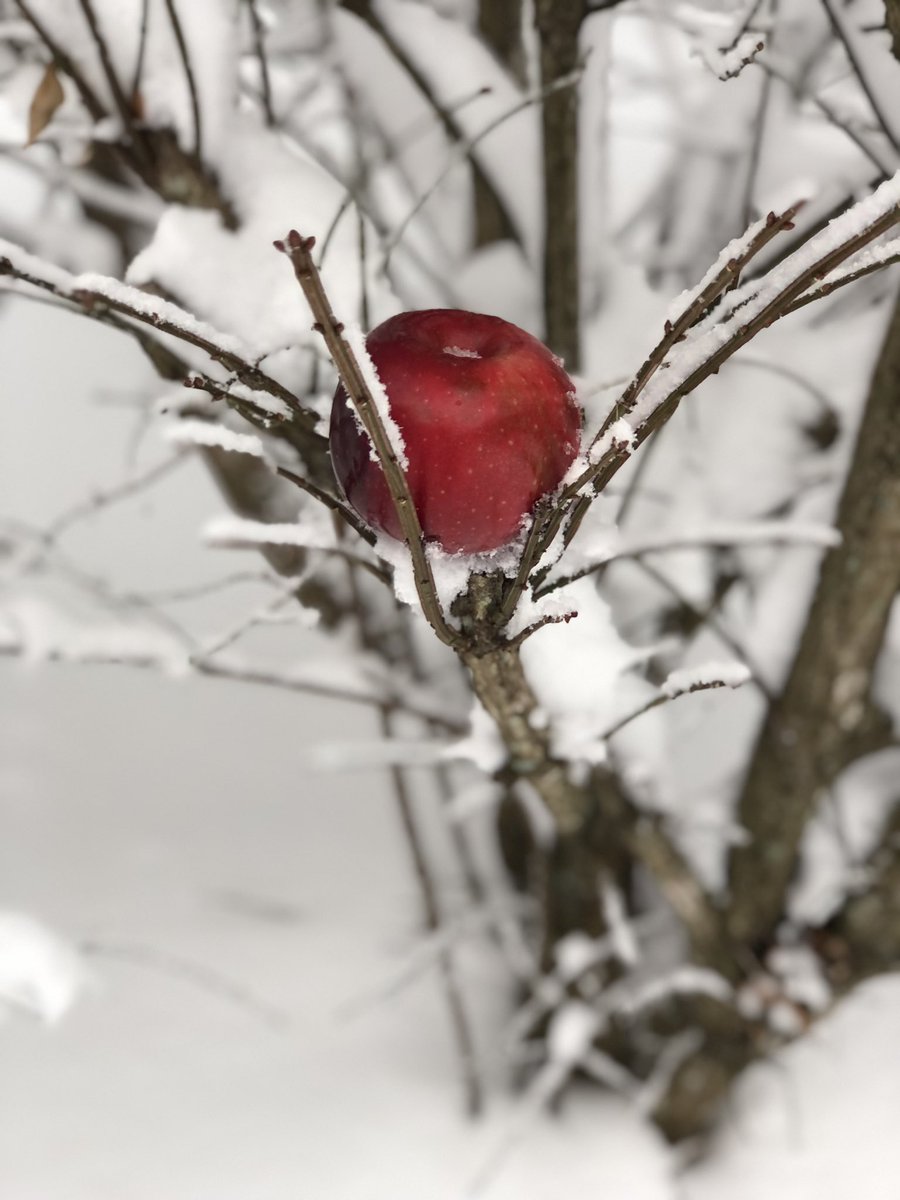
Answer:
(3, 1, 900, 1196)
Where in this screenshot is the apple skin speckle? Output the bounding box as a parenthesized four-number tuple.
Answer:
(329, 308, 583, 554)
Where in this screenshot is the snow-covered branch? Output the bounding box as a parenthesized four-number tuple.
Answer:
(275, 229, 459, 647)
(0, 239, 311, 425)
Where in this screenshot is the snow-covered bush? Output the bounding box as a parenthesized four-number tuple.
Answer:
(2, 0, 899, 1191)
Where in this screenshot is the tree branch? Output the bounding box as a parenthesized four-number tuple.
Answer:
(275, 229, 459, 648)
(244, 0, 275, 127)
(161, 0, 202, 156)
(0, 245, 318, 433)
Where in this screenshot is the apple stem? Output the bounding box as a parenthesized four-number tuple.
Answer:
(275, 229, 461, 648)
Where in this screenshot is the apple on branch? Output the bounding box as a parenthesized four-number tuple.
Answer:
(329, 309, 582, 554)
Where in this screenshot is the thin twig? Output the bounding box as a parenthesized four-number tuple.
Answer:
(723, 0, 764, 53)
(740, 0, 778, 229)
(0, 605, 462, 729)
(597, 203, 804, 441)
(196, 581, 307, 659)
(161, 0, 202, 156)
(182, 372, 289, 430)
(275, 230, 459, 647)
(339, 0, 518, 257)
(245, 0, 274, 127)
(45, 450, 191, 546)
(756, 58, 896, 176)
(0, 250, 315, 425)
(82, 939, 290, 1030)
(537, 523, 839, 596)
(275, 466, 379, 549)
(142, 570, 279, 603)
(634, 558, 774, 704)
(12, 0, 106, 120)
(384, 707, 484, 1116)
(3, 518, 197, 645)
(821, 0, 900, 154)
(499, 203, 805, 618)
(598, 676, 747, 743)
(337, 527, 482, 1115)
(192, 657, 465, 732)
(75, 0, 152, 172)
(130, 0, 150, 99)
(780, 247, 900, 316)
(382, 67, 583, 268)
(553, 188, 900, 539)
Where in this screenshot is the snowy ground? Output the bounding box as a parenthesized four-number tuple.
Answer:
(4, 661, 900, 1200)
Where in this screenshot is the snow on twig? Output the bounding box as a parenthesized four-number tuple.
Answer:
(596, 661, 751, 743)
(695, 33, 766, 82)
(203, 514, 335, 552)
(164, 419, 271, 461)
(0, 597, 190, 673)
(0, 238, 311, 421)
(520, 173, 900, 598)
(192, 576, 316, 659)
(782, 236, 900, 316)
(598, 202, 806, 441)
(540, 517, 841, 594)
(501, 202, 808, 603)
(609, 965, 734, 1018)
(569, 171, 900, 509)
(275, 230, 458, 647)
(661, 660, 753, 698)
(0, 610, 463, 730)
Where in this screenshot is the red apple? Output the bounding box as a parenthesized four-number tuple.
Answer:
(329, 309, 582, 554)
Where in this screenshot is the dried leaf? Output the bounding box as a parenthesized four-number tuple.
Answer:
(26, 63, 64, 146)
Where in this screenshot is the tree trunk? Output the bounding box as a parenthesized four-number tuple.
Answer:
(474, 0, 525, 247)
(886, 0, 900, 63)
(534, 0, 587, 370)
(728, 288, 900, 948)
